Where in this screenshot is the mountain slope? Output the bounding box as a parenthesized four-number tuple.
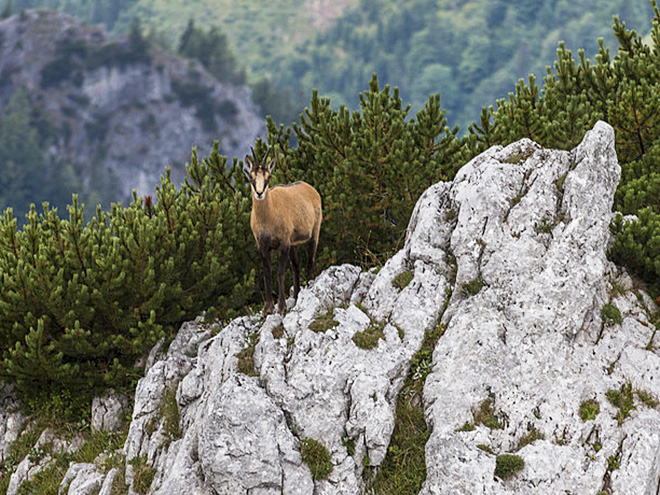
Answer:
(5, 121, 660, 494)
(0, 9, 263, 211)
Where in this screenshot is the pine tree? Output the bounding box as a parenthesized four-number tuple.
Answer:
(268, 74, 467, 267)
(0, 143, 256, 404)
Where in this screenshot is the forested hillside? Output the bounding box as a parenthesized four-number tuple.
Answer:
(10, 0, 655, 131)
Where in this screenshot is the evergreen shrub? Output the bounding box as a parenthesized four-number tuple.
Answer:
(0, 143, 256, 406)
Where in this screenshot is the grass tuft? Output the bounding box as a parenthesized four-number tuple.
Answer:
(236, 331, 259, 376)
(606, 382, 635, 425)
(353, 321, 385, 350)
(601, 303, 622, 326)
(461, 277, 484, 296)
(130, 455, 156, 495)
(392, 270, 414, 291)
(367, 321, 446, 494)
(300, 438, 333, 481)
(579, 398, 600, 422)
(309, 311, 339, 333)
(494, 454, 525, 480)
(516, 427, 544, 450)
(473, 398, 502, 430)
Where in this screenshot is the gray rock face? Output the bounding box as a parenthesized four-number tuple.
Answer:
(0, 382, 25, 464)
(8, 121, 660, 494)
(92, 389, 130, 432)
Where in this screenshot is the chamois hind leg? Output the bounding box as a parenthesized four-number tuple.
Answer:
(260, 247, 274, 315)
(306, 229, 320, 282)
(276, 246, 290, 314)
(290, 246, 301, 300)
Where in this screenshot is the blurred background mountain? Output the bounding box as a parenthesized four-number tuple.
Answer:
(0, 0, 655, 217)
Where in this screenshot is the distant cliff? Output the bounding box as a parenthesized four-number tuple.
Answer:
(0, 9, 263, 205)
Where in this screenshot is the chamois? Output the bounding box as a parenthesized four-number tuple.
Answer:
(244, 148, 322, 314)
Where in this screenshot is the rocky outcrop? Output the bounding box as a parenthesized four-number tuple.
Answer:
(0, 9, 263, 200)
(5, 121, 660, 494)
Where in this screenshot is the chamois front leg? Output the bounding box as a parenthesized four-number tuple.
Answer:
(277, 246, 290, 314)
(260, 246, 274, 315)
(290, 246, 301, 300)
(306, 237, 318, 281)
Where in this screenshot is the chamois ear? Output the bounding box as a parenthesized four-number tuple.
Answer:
(267, 158, 276, 173)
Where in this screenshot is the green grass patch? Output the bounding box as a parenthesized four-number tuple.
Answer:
(159, 385, 181, 443)
(607, 452, 620, 471)
(353, 322, 386, 350)
(309, 311, 339, 333)
(392, 270, 414, 291)
(473, 398, 503, 430)
(461, 277, 484, 296)
(236, 331, 260, 376)
(579, 398, 600, 422)
(494, 454, 524, 480)
(636, 388, 659, 408)
(516, 427, 544, 450)
(130, 455, 156, 495)
(606, 382, 635, 425)
(601, 303, 622, 326)
(271, 323, 285, 339)
(4, 423, 127, 495)
(367, 321, 446, 494)
(457, 422, 475, 432)
(477, 443, 495, 454)
(300, 438, 333, 481)
(534, 218, 554, 234)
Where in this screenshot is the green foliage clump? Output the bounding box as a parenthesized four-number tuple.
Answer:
(352, 321, 386, 350)
(268, 74, 467, 268)
(579, 398, 601, 422)
(516, 427, 544, 450)
(606, 382, 636, 425)
(473, 398, 503, 430)
(368, 322, 446, 494)
(601, 303, 622, 326)
(130, 455, 156, 494)
(1, 420, 127, 495)
(236, 332, 260, 377)
(461, 277, 484, 296)
(0, 143, 256, 407)
(392, 270, 414, 291)
(300, 438, 333, 481)
(159, 385, 181, 443)
(494, 454, 525, 480)
(309, 311, 339, 333)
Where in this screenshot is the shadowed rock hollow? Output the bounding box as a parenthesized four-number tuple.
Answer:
(5, 121, 660, 494)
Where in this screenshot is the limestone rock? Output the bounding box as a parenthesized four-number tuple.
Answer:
(14, 121, 660, 494)
(0, 383, 26, 464)
(92, 390, 130, 432)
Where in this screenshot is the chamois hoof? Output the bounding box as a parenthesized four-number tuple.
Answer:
(262, 302, 274, 315)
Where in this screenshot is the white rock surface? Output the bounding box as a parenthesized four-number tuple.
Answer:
(92, 389, 130, 432)
(7, 121, 660, 494)
(0, 383, 25, 464)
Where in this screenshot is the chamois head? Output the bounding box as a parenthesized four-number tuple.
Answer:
(244, 147, 275, 201)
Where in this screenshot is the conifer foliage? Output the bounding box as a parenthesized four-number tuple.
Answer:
(0, 144, 255, 404)
(267, 74, 467, 266)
